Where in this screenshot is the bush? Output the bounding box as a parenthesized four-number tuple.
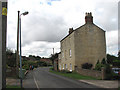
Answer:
(37, 61, 48, 66)
(104, 64, 113, 80)
(101, 58, 107, 65)
(23, 65, 29, 70)
(81, 63, 93, 69)
(94, 63, 105, 71)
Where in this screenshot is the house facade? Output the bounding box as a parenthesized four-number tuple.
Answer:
(59, 12, 106, 71)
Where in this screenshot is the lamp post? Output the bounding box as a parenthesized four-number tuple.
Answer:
(17, 11, 28, 88)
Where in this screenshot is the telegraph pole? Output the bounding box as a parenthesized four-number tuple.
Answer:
(0, 0, 7, 89)
(53, 48, 54, 55)
(16, 11, 20, 77)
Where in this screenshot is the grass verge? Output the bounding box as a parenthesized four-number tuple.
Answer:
(49, 68, 98, 80)
(6, 85, 21, 88)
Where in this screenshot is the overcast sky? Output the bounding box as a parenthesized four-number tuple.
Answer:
(7, 0, 119, 57)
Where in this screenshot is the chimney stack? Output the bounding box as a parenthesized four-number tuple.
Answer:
(85, 12, 93, 24)
(69, 28, 74, 34)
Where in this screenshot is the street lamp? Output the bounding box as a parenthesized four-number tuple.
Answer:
(17, 11, 29, 88)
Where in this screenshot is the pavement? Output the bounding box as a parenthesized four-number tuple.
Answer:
(6, 78, 20, 86)
(79, 80, 119, 88)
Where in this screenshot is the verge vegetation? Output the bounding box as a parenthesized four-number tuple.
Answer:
(49, 68, 98, 80)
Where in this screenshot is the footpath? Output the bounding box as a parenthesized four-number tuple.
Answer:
(6, 78, 20, 86)
(79, 80, 119, 88)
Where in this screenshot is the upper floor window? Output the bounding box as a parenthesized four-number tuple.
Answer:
(62, 52, 64, 58)
(69, 49, 72, 57)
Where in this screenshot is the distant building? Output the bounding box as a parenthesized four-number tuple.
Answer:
(59, 12, 106, 71)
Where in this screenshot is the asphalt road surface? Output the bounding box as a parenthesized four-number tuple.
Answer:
(23, 67, 106, 89)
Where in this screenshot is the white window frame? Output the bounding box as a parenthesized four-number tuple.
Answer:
(63, 64, 64, 70)
(70, 63, 72, 72)
(69, 49, 72, 57)
(62, 52, 64, 58)
(59, 64, 61, 70)
(65, 64, 67, 69)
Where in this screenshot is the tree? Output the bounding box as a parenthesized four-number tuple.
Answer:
(97, 60, 100, 64)
(118, 50, 120, 60)
(101, 58, 106, 65)
(49, 53, 59, 65)
(6, 48, 16, 67)
(106, 54, 118, 64)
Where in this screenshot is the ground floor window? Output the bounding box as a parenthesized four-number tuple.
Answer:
(70, 63, 72, 72)
(59, 64, 61, 70)
(63, 64, 64, 69)
(65, 64, 67, 70)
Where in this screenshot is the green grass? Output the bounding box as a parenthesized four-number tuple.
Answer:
(6, 85, 21, 88)
(49, 68, 98, 80)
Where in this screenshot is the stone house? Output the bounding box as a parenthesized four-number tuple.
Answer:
(58, 12, 106, 71)
(53, 58, 58, 71)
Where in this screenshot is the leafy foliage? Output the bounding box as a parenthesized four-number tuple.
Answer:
(94, 58, 107, 71)
(49, 53, 59, 65)
(96, 60, 100, 64)
(6, 48, 16, 67)
(37, 61, 48, 66)
(94, 63, 105, 71)
(29, 55, 41, 60)
(118, 50, 120, 60)
(101, 58, 106, 65)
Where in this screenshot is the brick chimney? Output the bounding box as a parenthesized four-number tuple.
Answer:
(69, 28, 74, 34)
(85, 12, 93, 24)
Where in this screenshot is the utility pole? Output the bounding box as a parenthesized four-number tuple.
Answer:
(16, 11, 20, 77)
(53, 48, 54, 55)
(0, 0, 7, 89)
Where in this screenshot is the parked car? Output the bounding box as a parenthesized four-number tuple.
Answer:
(112, 68, 120, 75)
(111, 68, 120, 80)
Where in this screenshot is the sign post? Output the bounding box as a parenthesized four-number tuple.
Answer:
(0, 0, 7, 89)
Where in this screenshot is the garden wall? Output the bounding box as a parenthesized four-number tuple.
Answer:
(75, 67, 105, 79)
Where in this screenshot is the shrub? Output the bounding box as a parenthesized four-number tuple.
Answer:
(105, 64, 113, 80)
(101, 58, 107, 65)
(23, 64, 29, 70)
(96, 60, 100, 64)
(81, 63, 93, 69)
(37, 61, 48, 66)
(94, 63, 105, 71)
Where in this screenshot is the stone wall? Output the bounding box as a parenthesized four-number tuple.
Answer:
(75, 67, 105, 79)
(74, 24, 106, 68)
(6, 68, 16, 77)
(60, 31, 76, 71)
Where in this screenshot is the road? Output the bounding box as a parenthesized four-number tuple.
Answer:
(23, 67, 106, 89)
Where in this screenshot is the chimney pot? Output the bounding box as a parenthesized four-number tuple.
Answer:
(85, 12, 93, 24)
(69, 28, 74, 34)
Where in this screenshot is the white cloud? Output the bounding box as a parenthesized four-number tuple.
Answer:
(106, 30, 118, 56)
(22, 41, 60, 57)
(7, 0, 119, 57)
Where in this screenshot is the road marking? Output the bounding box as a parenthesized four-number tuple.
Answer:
(33, 76, 40, 90)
